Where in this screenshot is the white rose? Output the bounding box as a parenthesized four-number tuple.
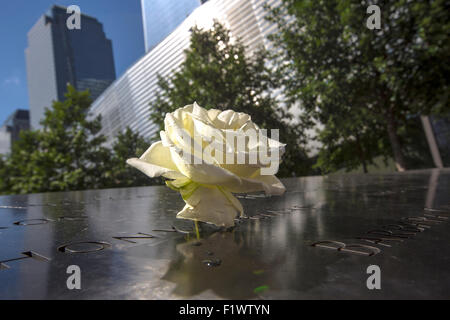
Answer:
(127, 102, 286, 227)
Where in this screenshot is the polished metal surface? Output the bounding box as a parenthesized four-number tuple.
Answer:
(1, 169, 449, 299)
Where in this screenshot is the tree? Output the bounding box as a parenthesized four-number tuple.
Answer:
(267, 0, 449, 172)
(1, 130, 44, 194)
(0, 86, 161, 195)
(0, 154, 10, 192)
(1, 85, 112, 194)
(106, 127, 162, 187)
(314, 109, 390, 173)
(150, 21, 313, 177)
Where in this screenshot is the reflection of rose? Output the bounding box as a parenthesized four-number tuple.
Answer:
(127, 103, 285, 227)
(162, 232, 277, 299)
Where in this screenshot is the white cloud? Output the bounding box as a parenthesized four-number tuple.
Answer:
(3, 76, 20, 86)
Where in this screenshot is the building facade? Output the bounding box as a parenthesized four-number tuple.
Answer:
(26, 5, 116, 129)
(90, 0, 281, 145)
(0, 129, 10, 155)
(0, 110, 30, 155)
(141, 0, 204, 52)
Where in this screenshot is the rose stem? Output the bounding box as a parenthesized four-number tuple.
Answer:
(194, 220, 200, 240)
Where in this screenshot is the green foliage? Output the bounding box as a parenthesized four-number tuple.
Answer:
(105, 127, 163, 188)
(1, 86, 110, 194)
(0, 86, 156, 195)
(151, 21, 313, 177)
(267, 0, 449, 172)
(314, 114, 390, 173)
(0, 155, 9, 192)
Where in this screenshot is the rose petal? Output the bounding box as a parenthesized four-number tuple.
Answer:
(227, 171, 286, 196)
(176, 185, 243, 227)
(207, 108, 222, 123)
(126, 158, 185, 179)
(140, 141, 179, 171)
(169, 147, 244, 189)
(211, 109, 253, 130)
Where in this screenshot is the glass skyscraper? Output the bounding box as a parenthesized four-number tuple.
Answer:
(141, 0, 204, 52)
(26, 5, 116, 129)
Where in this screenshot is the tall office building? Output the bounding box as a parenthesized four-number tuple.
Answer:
(0, 128, 10, 155)
(141, 0, 206, 52)
(0, 109, 30, 155)
(26, 5, 116, 129)
(90, 0, 281, 145)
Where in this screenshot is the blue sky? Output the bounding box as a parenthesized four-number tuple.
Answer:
(0, 0, 144, 125)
